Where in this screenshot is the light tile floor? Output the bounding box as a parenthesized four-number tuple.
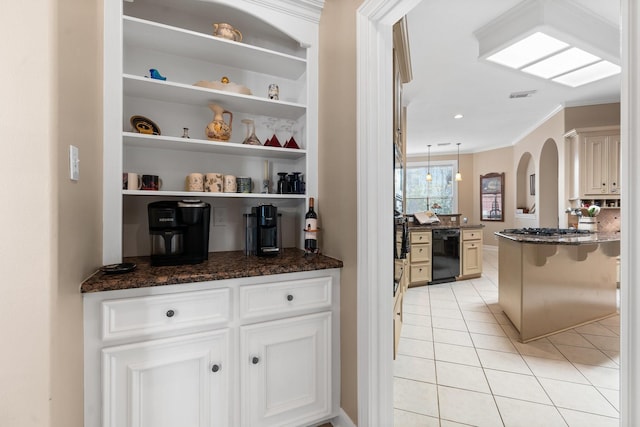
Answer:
(394, 248, 620, 427)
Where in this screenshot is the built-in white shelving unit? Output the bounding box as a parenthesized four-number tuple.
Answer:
(103, 0, 320, 262)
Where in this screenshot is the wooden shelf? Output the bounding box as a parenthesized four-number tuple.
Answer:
(123, 16, 306, 80)
(123, 75, 306, 120)
(123, 132, 306, 159)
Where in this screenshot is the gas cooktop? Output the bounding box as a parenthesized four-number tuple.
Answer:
(501, 228, 592, 236)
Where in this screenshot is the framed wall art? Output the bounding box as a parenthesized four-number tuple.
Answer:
(480, 172, 504, 221)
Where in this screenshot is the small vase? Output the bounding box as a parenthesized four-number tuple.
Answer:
(205, 104, 233, 141)
(241, 119, 261, 145)
(577, 216, 597, 232)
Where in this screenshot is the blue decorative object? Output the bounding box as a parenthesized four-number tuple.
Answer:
(149, 69, 166, 81)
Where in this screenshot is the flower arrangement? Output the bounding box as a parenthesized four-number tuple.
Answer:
(565, 205, 601, 217)
(585, 205, 601, 217)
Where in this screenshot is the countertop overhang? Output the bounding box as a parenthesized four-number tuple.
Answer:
(81, 248, 343, 293)
(408, 223, 484, 230)
(494, 231, 620, 245)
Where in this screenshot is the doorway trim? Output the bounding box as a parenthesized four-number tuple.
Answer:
(356, 1, 639, 426)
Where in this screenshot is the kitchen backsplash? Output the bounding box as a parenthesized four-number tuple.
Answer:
(567, 209, 620, 232)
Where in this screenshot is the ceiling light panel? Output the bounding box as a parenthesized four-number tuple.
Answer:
(552, 60, 621, 87)
(486, 32, 568, 69)
(522, 47, 600, 79)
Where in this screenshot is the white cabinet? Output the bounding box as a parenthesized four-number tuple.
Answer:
(104, 0, 323, 262)
(583, 134, 620, 195)
(461, 229, 483, 278)
(566, 126, 620, 200)
(83, 270, 341, 427)
(241, 312, 331, 427)
(409, 230, 432, 285)
(102, 330, 230, 427)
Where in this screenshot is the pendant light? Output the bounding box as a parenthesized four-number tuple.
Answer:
(455, 143, 462, 181)
(426, 144, 432, 181)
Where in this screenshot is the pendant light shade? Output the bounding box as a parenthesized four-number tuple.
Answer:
(426, 144, 432, 181)
(455, 143, 462, 181)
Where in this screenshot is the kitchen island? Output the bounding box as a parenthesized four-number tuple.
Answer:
(495, 230, 620, 342)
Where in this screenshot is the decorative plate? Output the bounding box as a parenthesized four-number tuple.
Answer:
(130, 115, 161, 135)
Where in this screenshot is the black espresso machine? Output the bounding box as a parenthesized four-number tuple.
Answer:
(244, 204, 282, 256)
(148, 200, 211, 266)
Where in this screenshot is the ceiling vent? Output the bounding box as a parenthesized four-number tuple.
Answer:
(509, 90, 537, 99)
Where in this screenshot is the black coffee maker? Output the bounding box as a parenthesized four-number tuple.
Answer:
(148, 200, 211, 266)
(251, 204, 281, 256)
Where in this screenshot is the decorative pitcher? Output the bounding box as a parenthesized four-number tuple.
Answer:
(212, 23, 243, 42)
(206, 104, 233, 141)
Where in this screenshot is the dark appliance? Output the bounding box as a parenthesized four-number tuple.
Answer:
(394, 214, 409, 295)
(431, 228, 460, 284)
(395, 213, 409, 260)
(148, 200, 211, 266)
(252, 204, 281, 256)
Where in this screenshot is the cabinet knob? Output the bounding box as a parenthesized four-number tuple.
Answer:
(251, 356, 260, 365)
(287, 294, 294, 302)
(419, 236, 423, 240)
(166, 309, 175, 318)
(211, 364, 221, 373)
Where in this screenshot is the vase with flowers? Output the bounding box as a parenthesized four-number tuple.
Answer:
(577, 205, 600, 232)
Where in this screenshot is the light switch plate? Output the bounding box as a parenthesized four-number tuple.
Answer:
(69, 145, 79, 181)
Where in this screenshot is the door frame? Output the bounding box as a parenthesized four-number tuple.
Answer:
(355, 1, 640, 426)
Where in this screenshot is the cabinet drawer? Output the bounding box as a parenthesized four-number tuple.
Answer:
(410, 264, 431, 283)
(411, 230, 432, 244)
(240, 276, 331, 320)
(101, 288, 230, 341)
(410, 244, 431, 263)
(462, 229, 483, 241)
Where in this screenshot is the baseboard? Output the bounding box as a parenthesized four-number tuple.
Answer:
(331, 408, 357, 427)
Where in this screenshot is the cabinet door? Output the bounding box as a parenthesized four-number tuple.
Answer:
(583, 135, 608, 195)
(102, 330, 229, 427)
(607, 135, 621, 194)
(462, 240, 483, 276)
(241, 312, 331, 427)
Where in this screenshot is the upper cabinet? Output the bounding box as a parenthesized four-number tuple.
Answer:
(565, 126, 620, 201)
(103, 0, 323, 263)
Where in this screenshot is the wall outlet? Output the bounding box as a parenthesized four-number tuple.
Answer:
(69, 145, 79, 181)
(213, 207, 228, 225)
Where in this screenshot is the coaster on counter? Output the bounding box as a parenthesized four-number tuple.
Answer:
(100, 263, 137, 274)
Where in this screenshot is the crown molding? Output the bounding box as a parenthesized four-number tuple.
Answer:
(245, 0, 324, 24)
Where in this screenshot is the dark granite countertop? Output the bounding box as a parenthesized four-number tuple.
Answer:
(494, 231, 621, 245)
(408, 223, 485, 230)
(81, 248, 343, 293)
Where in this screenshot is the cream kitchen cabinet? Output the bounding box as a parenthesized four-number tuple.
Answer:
(409, 229, 432, 286)
(461, 228, 483, 278)
(103, 0, 323, 262)
(83, 270, 341, 427)
(566, 126, 620, 200)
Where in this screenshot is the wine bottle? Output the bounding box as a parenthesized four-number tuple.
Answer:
(304, 197, 318, 252)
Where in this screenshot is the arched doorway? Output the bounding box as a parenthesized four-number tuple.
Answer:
(539, 139, 559, 228)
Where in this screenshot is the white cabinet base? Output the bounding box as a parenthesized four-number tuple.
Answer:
(102, 330, 230, 427)
(241, 312, 331, 427)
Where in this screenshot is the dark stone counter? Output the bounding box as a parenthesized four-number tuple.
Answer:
(495, 231, 621, 245)
(81, 248, 343, 293)
(408, 223, 484, 230)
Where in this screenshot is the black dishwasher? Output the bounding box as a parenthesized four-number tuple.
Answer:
(431, 228, 460, 284)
